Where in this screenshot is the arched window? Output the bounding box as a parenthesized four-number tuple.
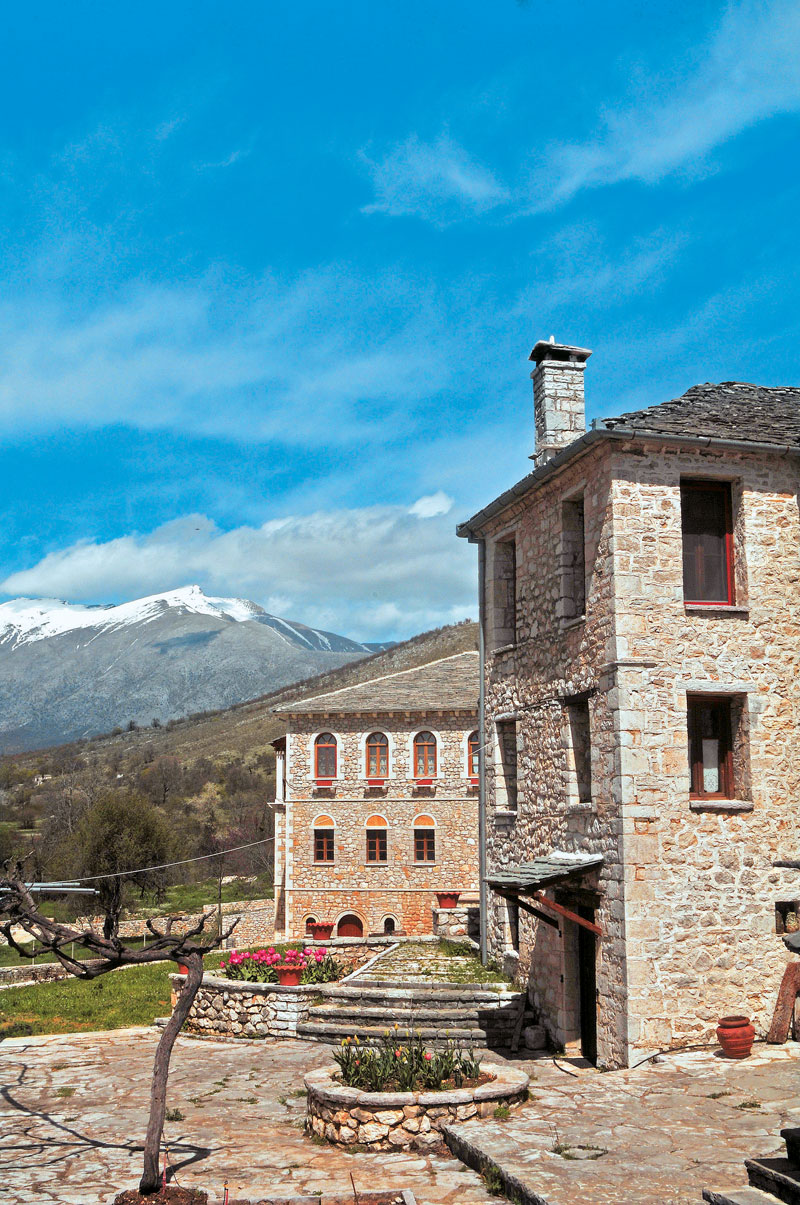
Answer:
(314, 732, 337, 779)
(365, 814, 388, 863)
(383, 916, 396, 935)
(313, 814, 335, 863)
(413, 813, 436, 862)
(414, 731, 437, 778)
(366, 732, 389, 778)
(305, 916, 317, 934)
(467, 731, 480, 778)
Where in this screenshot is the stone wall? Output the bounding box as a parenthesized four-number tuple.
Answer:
(480, 433, 800, 1068)
(432, 905, 480, 942)
(173, 972, 317, 1039)
(304, 1063, 529, 1150)
(278, 710, 479, 940)
(76, 897, 275, 948)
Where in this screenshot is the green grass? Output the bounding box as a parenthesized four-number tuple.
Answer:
(0, 936, 149, 967)
(433, 940, 510, 985)
(0, 962, 173, 1038)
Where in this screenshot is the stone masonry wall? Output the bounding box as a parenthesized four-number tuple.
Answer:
(173, 973, 316, 1039)
(278, 710, 479, 940)
(76, 897, 275, 948)
(480, 434, 800, 1067)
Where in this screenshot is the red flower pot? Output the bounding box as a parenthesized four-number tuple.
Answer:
(716, 1015, 755, 1059)
(308, 922, 334, 940)
(436, 892, 460, 909)
(276, 967, 303, 987)
(177, 962, 189, 975)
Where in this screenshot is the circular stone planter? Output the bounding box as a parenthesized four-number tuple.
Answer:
(304, 1063, 529, 1150)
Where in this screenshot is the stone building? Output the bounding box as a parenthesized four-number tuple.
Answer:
(270, 652, 480, 940)
(457, 339, 800, 1069)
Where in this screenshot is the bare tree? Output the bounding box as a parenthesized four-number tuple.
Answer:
(0, 865, 236, 1196)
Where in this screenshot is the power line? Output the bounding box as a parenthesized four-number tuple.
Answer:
(54, 837, 275, 884)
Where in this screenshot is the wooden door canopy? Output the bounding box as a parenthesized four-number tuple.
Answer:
(531, 893, 603, 936)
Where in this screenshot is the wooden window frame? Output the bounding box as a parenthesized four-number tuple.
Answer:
(314, 732, 337, 780)
(366, 732, 389, 779)
(413, 827, 436, 863)
(681, 480, 735, 606)
(366, 827, 388, 863)
(414, 731, 437, 779)
(467, 730, 480, 779)
(313, 828, 335, 863)
(687, 694, 734, 800)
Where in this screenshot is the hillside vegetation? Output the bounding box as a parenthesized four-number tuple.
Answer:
(0, 620, 477, 917)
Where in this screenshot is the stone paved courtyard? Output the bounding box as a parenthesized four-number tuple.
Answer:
(0, 1029, 797, 1204)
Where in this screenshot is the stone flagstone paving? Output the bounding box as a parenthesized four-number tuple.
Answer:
(0, 1029, 797, 1204)
(445, 1042, 800, 1205)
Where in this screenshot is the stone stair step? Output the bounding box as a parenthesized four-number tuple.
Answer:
(297, 1021, 487, 1043)
(308, 1004, 490, 1023)
(317, 984, 513, 1004)
(746, 1157, 800, 1205)
(354, 978, 509, 993)
(703, 1189, 789, 1205)
(782, 1129, 800, 1166)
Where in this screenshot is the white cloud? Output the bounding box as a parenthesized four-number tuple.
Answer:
(0, 271, 450, 445)
(409, 491, 453, 518)
(536, 0, 800, 207)
(0, 503, 476, 641)
(360, 133, 509, 225)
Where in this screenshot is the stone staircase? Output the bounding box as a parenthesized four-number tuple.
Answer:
(704, 1127, 800, 1204)
(296, 979, 529, 1047)
(297, 941, 533, 1048)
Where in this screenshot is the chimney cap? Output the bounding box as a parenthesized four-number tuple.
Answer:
(529, 340, 592, 366)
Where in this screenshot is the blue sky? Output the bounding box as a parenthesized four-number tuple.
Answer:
(1, 0, 799, 639)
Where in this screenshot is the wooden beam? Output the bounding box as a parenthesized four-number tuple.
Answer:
(493, 888, 559, 930)
(767, 962, 800, 1043)
(530, 892, 603, 937)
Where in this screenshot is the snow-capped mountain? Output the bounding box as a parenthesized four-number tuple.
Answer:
(0, 586, 389, 752)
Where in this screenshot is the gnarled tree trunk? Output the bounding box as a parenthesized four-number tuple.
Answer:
(139, 954, 204, 1194)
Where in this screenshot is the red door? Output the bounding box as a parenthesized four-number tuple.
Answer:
(337, 914, 363, 938)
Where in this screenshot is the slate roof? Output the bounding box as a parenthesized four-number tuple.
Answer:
(274, 651, 479, 715)
(600, 382, 800, 446)
(488, 852, 604, 893)
(458, 379, 800, 537)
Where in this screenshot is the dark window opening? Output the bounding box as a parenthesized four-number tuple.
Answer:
(305, 916, 316, 934)
(493, 538, 517, 647)
(567, 700, 592, 803)
(681, 481, 734, 604)
(366, 828, 388, 863)
(776, 902, 800, 935)
(414, 828, 436, 862)
(561, 497, 586, 619)
(688, 695, 734, 799)
(496, 719, 518, 811)
(383, 916, 396, 935)
(314, 732, 337, 778)
(314, 828, 334, 862)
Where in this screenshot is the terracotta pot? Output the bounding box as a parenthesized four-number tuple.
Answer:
(276, 967, 303, 987)
(177, 962, 189, 975)
(436, 892, 460, 909)
(308, 922, 334, 940)
(716, 1015, 755, 1059)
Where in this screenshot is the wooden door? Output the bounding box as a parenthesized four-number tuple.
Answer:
(337, 914, 363, 938)
(577, 905, 597, 1065)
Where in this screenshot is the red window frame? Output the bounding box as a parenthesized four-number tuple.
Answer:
(467, 730, 480, 778)
(313, 828, 335, 862)
(366, 828, 388, 862)
(314, 732, 337, 779)
(414, 731, 437, 778)
(366, 732, 389, 778)
(680, 480, 735, 605)
(414, 828, 436, 862)
(687, 695, 734, 799)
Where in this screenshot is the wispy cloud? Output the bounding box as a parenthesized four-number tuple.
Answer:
(0, 501, 476, 640)
(534, 0, 800, 207)
(360, 133, 509, 226)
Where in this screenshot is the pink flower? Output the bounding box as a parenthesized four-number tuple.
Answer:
(423, 1052, 433, 1061)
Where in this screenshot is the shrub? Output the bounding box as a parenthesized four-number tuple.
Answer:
(333, 1029, 482, 1093)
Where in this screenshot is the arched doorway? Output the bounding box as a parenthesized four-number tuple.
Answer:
(337, 913, 363, 938)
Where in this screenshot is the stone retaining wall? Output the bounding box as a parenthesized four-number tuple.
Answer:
(76, 896, 275, 946)
(172, 972, 317, 1039)
(432, 906, 479, 941)
(0, 960, 86, 987)
(304, 1063, 529, 1150)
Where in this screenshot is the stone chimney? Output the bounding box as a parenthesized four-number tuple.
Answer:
(529, 338, 592, 466)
